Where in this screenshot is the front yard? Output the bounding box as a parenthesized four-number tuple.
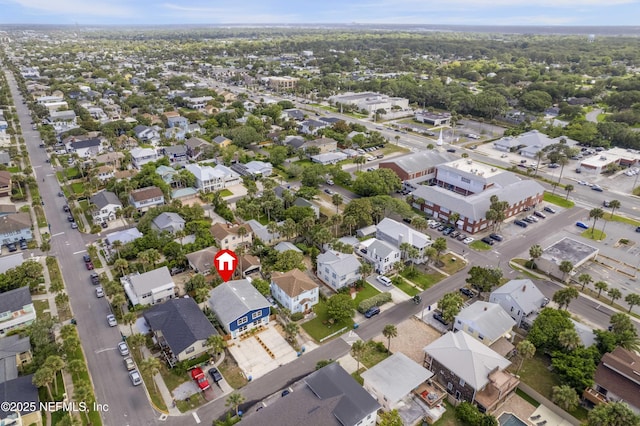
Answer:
(400, 267, 445, 290)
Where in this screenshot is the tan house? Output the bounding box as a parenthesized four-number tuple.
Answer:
(270, 269, 319, 314)
(0, 171, 11, 197)
(210, 223, 252, 250)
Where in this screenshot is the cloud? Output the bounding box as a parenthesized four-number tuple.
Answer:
(8, 0, 134, 17)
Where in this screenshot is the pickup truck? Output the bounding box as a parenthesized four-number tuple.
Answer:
(191, 367, 210, 391)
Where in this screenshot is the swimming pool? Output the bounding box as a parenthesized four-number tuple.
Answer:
(498, 412, 528, 426)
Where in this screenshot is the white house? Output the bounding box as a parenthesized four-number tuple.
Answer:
(0, 287, 36, 336)
(270, 269, 319, 314)
(65, 137, 102, 158)
(376, 218, 431, 263)
(489, 279, 548, 328)
(89, 191, 122, 223)
(0, 213, 33, 245)
(130, 147, 159, 169)
(358, 238, 400, 274)
(453, 301, 516, 347)
(316, 250, 362, 290)
(185, 163, 240, 192)
(128, 186, 165, 212)
(122, 266, 176, 306)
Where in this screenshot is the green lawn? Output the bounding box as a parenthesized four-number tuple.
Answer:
(301, 302, 354, 342)
(439, 253, 467, 274)
(603, 212, 640, 227)
(400, 268, 445, 290)
(433, 401, 463, 426)
(543, 192, 575, 208)
(469, 240, 492, 251)
(516, 388, 540, 407)
(581, 229, 606, 240)
(7, 166, 20, 173)
(219, 189, 233, 197)
(381, 144, 410, 155)
(352, 282, 380, 306)
(33, 299, 51, 320)
(55, 166, 81, 180)
(510, 354, 560, 397)
(360, 341, 390, 368)
(131, 349, 168, 412)
(392, 276, 420, 296)
(71, 182, 85, 194)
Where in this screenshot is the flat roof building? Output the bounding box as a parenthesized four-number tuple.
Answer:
(537, 237, 599, 281)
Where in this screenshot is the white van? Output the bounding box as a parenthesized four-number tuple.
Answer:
(376, 275, 392, 287)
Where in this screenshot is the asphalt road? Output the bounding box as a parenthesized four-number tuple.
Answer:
(4, 71, 162, 426)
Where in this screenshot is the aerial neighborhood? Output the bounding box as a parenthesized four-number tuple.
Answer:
(1, 23, 640, 426)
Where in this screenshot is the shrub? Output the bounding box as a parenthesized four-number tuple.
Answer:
(290, 312, 304, 322)
(357, 292, 392, 313)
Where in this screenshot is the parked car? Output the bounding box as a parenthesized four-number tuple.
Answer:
(129, 370, 142, 386)
(208, 368, 223, 383)
(63, 205, 70, 212)
(433, 312, 449, 326)
(603, 201, 610, 207)
(107, 314, 117, 327)
(191, 367, 210, 391)
(522, 217, 534, 224)
(463, 237, 474, 244)
(364, 306, 381, 318)
(67, 215, 75, 222)
(85, 261, 94, 270)
(281, 389, 291, 397)
(456, 233, 467, 241)
(95, 286, 104, 298)
(376, 275, 392, 287)
(636, 226, 640, 233)
(71, 222, 78, 229)
(481, 237, 495, 246)
(19, 240, 28, 250)
(514, 220, 528, 228)
(489, 233, 503, 242)
(324, 188, 334, 195)
(90, 273, 100, 285)
(543, 206, 556, 214)
(591, 185, 604, 192)
(533, 211, 546, 219)
(459, 287, 475, 298)
(446, 148, 456, 153)
(7, 243, 17, 252)
(124, 357, 135, 371)
(576, 221, 589, 229)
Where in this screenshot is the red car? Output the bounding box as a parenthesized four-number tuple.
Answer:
(85, 261, 94, 270)
(191, 367, 210, 391)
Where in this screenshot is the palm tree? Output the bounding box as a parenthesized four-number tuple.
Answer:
(357, 262, 373, 282)
(111, 240, 123, 259)
(128, 333, 147, 358)
(558, 328, 582, 351)
(552, 385, 580, 412)
(225, 392, 245, 417)
(351, 340, 366, 372)
(625, 293, 640, 314)
(578, 273, 593, 292)
(382, 324, 398, 353)
(533, 151, 545, 176)
(529, 244, 543, 266)
(111, 292, 127, 316)
(139, 357, 162, 394)
(412, 217, 428, 232)
(45, 355, 65, 395)
(342, 215, 356, 236)
(73, 382, 94, 423)
(32, 366, 55, 400)
(555, 155, 569, 190)
(114, 258, 129, 277)
(66, 359, 86, 378)
(601, 199, 621, 235)
(206, 334, 226, 358)
(564, 184, 574, 200)
(331, 193, 343, 213)
(608, 288, 622, 305)
(589, 207, 604, 237)
(559, 260, 574, 281)
(553, 287, 579, 310)
(516, 340, 535, 373)
(123, 312, 137, 335)
(594, 281, 608, 299)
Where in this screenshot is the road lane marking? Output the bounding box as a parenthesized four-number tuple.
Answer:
(73, 250, 87, 254)
(52, 232, 64, 237)
(192, 412, 201, 423)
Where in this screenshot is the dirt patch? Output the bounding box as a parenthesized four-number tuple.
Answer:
(372, 316, 442, 364)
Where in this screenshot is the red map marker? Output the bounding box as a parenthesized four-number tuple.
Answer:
(214, 249, 238, 282)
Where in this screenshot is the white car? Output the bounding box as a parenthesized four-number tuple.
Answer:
(118, 342, 129, 356)
(129, 370, 142, 386)
(578, 180, 587, 185)
(107, 314, 117, 327)
(95, 286, 104, 298)
(463, 237, 475, 244)
(376, 275, 392, 287)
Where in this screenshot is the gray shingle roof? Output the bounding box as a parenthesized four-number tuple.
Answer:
(143, 298, 217, 355)
(490, 279, 545, 316)
(0, 375, 39, 416)
(129, 266, 174, 296)
(316, 250, 361, 276)
(208, 279, 270, 327)
(0, 287, 31, 315)
(151, 212, 185, 231)
(70, 138, 101, 149)
(380, 150, 454, 175)
(90, 190, 121, 210)
(454, 301, 516, 342)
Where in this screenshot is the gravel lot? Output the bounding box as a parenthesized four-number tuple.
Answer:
(372, 316, 443, 364)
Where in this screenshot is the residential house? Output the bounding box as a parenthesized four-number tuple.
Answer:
(65, 137, 102, 158)
(151, 212, 185, 234)
(0, 205, 16, 217)
(185, 163, 240, 192)
(143, 297, 217, 365)
(0, 375, 41, 426)
(133, 125, 160, 144)
(453, 301, 516, 349)
(171, 187, 198, 203)
(0, 253, 25, 275)
(130, 147, 159, 169)
(155, 165, 179, 187)
(240, 363, 380, 426)
(0, 335, 33, 381)
(129, 186, 165, 212)
(122, 266, 176, 306)
(185, 137, 212, 161)
(358, 238, 401, 274)
(210, 223, 252, 250)
(230, 160, 273, 178)
(585, 347, 640, 413)
(89, 190, 122, 223)
(96, 165, 115, 181)
(213, 135, 232, 148)
(162, 145, 188, 165)
(164, 126, 187, 141)
(208, 279, 270, 339)
(0, 213, 32, 244)
(186, 246, 217, 274)
(270, 269, 319, 314)
(167, 115, 189, 129)
(0, 151, 11, 167)
(361, 352, 434, 411)
(299, 119, 328, 135)
(238, 254, 261, 277)
(105, 228, 143, 246)
(0, 287, 36, 336)
(316, 250, 362, 291)
(0, 171, 10, 197)
(185, 96, 213, 110)
(283, 108, 306, 121)
(274, 242, 302, 254)
(423, 331, 519, 413)
(95, 152, 125, 168)
(246, 219, 282, 245)
(489, 279, 547, 328)
(376, 218, 431, 263)
(48, 110, 77, 132)
(302, 137, 337, 153)
(293, 197, 320, 219)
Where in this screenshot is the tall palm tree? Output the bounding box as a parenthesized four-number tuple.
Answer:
(225, 392, 245, 417)
(123, 312, 137, 335)
(558, 328, 581, 351)
(140, 357, 162, 394)
(594, 281, 608, 299)
(351, 340, 366, 372)
(73, 382, 94, 424)
(45, 355, 65, 395)
(578, 273, 593, 292)
(128, 333, 148, 358)
(601, 199, 620, 235)
(589, 208, 604, 237)
(533, 150, 545, 177)
(382, 324, 398, 353)
(332, 193, 343, 213)
(516, 340, 535, 373)
(564, 184, 574, 200)
(32, 366, 55, 400)
(206, 334, 226, 359)
(111, 292, 127, 317)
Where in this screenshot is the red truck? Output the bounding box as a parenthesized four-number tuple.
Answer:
(191, 367, 210, 391)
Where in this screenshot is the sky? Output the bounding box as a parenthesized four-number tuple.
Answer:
(0, 0, 639, 26)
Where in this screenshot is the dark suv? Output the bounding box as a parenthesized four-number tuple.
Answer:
(364, 306, 380, 318)
(433, 312, 449, 326)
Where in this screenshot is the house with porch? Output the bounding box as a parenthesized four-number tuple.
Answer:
(143, 297, 217, 366)
(128, 186, 165, 212)
(162, 145, 188, 165)
(376, 218, 431, 263)
(453, 301, 516, 352)
(89, 190, 122, 223)
(122, 266, 176, 306)
(207, 279, 271, 339)
(270, 269, 319, 314)
(357, 238, 401, 274)
(210, 223, 252, 250)
(316, 250, 362, 291)
(130, 147, 159, 169)
(151, 212, 185, 234)
(489, 279, 547, 328)
(584, 347, 640, 413)
(0, 213, 33, 245)
(0, 287, 36, 336)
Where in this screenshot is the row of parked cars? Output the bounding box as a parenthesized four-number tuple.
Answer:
(429, 220, 476, 245)
(514, 208, 553, 228)
(5, 239, 29, 252)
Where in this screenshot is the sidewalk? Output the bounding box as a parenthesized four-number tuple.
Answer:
(140, 346, 181, 416)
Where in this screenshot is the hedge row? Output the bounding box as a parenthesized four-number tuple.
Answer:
(357, 292, 392, 313)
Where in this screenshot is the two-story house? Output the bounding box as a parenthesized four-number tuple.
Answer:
(453, 302, 516, 349)
(66, 137, 102, 158)
(270, 269, 319, 314)
(133, 125, 160, 144)
(128, 186, 165, 212)
(130, 147, 159, 169)
(96, 165, 115, 181)
(162, 145, 188, 165)
(376, 218, 431, 263)
(89, 190, 122, 224)
(0, 287, 36, 336)
(358, 238, 401, 274)
(185, 163, 240, 192)
(208, 278, 270, 339)
(167, 115, 189, 129)
(210, 223, 252, 250)
(423, 331, 519, 413)
(489, 279, 547, 329)
(212, 135, 232, 148)
(585, 347, 640, 413)
(122, 266, 176, 306)
(143, 297, 217, 366)
(316, 250, 362, 291)
(0, 213, 32, 245)
(151, 212, 185, 234)
(0, 171, 11, 197)
(185, 137, 212, 161)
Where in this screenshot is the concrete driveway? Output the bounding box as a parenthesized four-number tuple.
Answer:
(226, 327, 298, 381)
